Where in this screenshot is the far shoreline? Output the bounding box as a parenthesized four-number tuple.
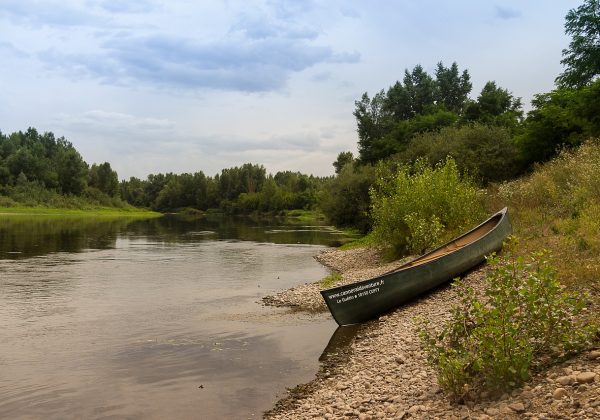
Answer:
(0, 206, 162, 217)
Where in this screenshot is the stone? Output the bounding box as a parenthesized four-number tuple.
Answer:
(407, 405, 422, 414)
(485, 407, 500, 416)
(575, 372, 596, 383)
(556, 375, 574, 386)
(509, 402, 525, 413)
(553, 388, 568, 399)
(521, 390, 535, 399)
(589, 350, 600, 359)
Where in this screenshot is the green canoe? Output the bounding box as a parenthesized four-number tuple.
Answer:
(321, 208, 512, 326)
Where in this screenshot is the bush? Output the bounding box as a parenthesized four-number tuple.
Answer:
(420, 249, 597, 400)
(319, 164, 375, 233)
(394, 124, 523, 184)
(370, 157, 484, 256)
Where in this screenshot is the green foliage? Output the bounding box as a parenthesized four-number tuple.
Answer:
(394, 124, 523, 184)
(420, 250, 597, 400)
(353, 62, 522, 165)
(463, 81, 523, 128)
(517, 80, 600, 164)
(89, 162, 119, 196)
(333, 151, 354, 174)
(319, 164, 375, 233)
(499, 139, 600, 219)
(370, 158, 484, 256)
(556, 0, 600, 88)
(318, 272, 343, 288)
(0, 128, 89, 194)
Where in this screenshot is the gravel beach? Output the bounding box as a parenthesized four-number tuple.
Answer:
(263, 247, 600, 419)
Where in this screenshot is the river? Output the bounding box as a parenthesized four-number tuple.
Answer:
(0, 214, 347, 419)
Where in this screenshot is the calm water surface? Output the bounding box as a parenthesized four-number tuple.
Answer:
(0, 215, 348, 419)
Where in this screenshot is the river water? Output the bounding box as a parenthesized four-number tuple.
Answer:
(0, 214, 347, 419)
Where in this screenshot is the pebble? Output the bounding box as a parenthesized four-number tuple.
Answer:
(264, 247, 600, 420)
(509, 402, 525, 412)
(556, 375, 574, 385)
(553, 388, 568, 399)
(575, 372, 596, 383)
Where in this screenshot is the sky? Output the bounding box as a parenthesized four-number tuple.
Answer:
(0, 0, 576, 180)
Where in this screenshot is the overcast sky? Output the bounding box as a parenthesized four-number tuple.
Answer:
(0, 0, 574, 180)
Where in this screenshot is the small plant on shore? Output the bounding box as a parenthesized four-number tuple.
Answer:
(318, 272, 343, 288)
(419, 247, 597, 401)
(370, 157, 484, 257)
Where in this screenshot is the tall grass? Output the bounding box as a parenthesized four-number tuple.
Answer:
(491, 139, 600, 308)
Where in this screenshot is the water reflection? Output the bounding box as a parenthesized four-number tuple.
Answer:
(0, 214, 351, 260)
(0, 214, 347, 419)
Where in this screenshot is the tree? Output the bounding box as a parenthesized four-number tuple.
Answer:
(517, 79, 600, 164)
(354, 91, 392, 164)
(463, 81, 522, 128)
(556, 0, 600, 88)
(56, 148, 88, 195)
(89, 162, 119, 196)
(434, 62, 472, 113)
(333, 151, 354, 174)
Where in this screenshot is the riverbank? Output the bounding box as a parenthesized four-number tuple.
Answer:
(0, 206, 161, 217)
(264, 247, 600, 419)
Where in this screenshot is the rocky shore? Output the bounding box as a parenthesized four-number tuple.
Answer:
(263, 247, 600, 419)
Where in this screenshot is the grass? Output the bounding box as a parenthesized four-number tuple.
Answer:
(318, 272, 343, 288)
(0, 205, 161, 217)
(487, 139, 600, 323)
(283, 209, 327, 223)
(338, 231, 375, 250)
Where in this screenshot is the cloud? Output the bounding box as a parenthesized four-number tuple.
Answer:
(38, 33, 359, 92)
(56, 110, 175, 140)
(96, 0, 156, 14)
(495, 5, 521, 20)
(0, 41, 29, 59)
(0, 0, 106, 27)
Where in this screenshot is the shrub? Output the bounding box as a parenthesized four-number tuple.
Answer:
(319, 164, 375, 233)
(370, 157, 484, 256)
(394, 124, 523, 185)
(420, 249, 597, 400)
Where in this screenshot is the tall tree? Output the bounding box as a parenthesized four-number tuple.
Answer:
(556, 0, 600, 88)
(89, 162, 119, 196)
(434, 62, 472, 113)
(463, 81, 522, 127)
(354, 90, 392, 164)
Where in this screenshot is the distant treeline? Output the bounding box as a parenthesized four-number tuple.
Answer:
(120, 164, 327, 213)
(0, 128, 326, 212)
(2, 2, 598, 222)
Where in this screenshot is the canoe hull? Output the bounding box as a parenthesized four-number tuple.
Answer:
(320, 208, 512, 326)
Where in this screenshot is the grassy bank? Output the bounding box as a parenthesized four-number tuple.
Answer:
(0, 205, 161, 217)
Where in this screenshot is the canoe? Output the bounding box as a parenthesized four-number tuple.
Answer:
(320, 207, 512, 326)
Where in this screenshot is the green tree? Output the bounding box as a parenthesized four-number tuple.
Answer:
(463, 81, 522, 127)
(517, 80, 600, 164)
(354, 91, 393, 164)
(56, 147, 88, 195)
(319, 164, 375, 232)
(556, 0, 600, 88)
(89, 162, 119, 196)
(333, 151, 354, 174)
(434, 62, 472, 113)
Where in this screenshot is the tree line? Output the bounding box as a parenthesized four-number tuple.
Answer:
(1, 1, 598, 222)
(120, 164, 326, 213)
(323, 0, 600, 232)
